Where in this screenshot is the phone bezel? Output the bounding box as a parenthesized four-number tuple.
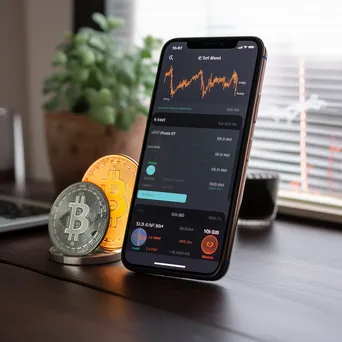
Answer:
(122, 36, 266, 280)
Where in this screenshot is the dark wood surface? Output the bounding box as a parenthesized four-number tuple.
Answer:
(1, 217, 342, 342)
(1, 263, 243, 342)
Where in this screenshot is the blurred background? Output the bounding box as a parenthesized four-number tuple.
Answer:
(0, 0, 341, 222)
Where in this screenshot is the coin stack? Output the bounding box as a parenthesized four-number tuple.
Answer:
(48, 154, 138, 265)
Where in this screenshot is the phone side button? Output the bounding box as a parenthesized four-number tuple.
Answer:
(246, 138, 253, 163)
(253, 93, 261, 123)
(250, 122, 256, 137)
(246, 138, 253, 161)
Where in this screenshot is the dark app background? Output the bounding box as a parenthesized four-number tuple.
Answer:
(125, 40, 258, 274)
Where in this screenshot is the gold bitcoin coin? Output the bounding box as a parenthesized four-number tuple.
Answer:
(82, 154, 138, 251)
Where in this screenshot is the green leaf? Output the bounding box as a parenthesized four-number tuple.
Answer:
(143, 35, 154, 48)
(78, 47, 96, 66)
(136, 103, 148, 116)
(140, 49, 152, 59)
(42, 73, 67, 94)
(74, 31, 90, 44)
(43, 78, 57, 94)
(43, 94, 60, 112)
(118, 98, 128, 110)
(52, 51, 67, 66)
(63, 31, 73, 40)
(90, 105, 116, 125)
(71, 68, 89, 82)
(92, 13, 108, 31)
(142, 75, 156, 90)
(87, 88, 112, 107)
(107, 16, 124, 31)
(88, 35, 107, 51)
(84, 88, 97, 103)
(94, 50, 104, 63)
(66, 58, 79, 71)
(51, 72, 67, 82)
(98, 88, 113, 105)
(66, 85, 81, 109)
(117, 61, 135, 86)
(92, 67, 105, 87)
(143, 35, 163, 50)
(115, 112, 132, 130)
(57, 40, 73, 55)
(117, 84, 130, 98)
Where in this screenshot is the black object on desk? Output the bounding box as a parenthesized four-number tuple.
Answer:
(239, 172, 279, 227)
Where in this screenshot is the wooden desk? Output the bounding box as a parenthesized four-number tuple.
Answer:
(1, 217, 342, 342)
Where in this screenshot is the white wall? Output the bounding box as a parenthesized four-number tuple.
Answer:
(0, 0, 72, 181)
(24, 0, 72, 181)
(0, 0, 28, 171)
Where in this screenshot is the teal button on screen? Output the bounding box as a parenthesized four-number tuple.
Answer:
(137, 190, 187, 203)
(146, 165, 156, 176)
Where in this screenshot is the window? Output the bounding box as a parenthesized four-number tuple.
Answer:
(107, 0, 342, 221)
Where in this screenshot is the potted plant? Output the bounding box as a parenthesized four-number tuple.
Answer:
(43, 13, 161, 192)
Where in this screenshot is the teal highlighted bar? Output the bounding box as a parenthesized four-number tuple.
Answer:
(137, 190, 187, 203)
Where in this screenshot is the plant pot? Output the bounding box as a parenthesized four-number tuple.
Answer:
(45, 112, 146, 193)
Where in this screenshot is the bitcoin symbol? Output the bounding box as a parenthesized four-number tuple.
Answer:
(82, 155, 137, 251)
(64, 195, 90, 242)
(101, 170, 127, 228)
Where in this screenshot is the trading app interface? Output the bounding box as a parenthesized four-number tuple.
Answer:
(125, 41, 259, 274)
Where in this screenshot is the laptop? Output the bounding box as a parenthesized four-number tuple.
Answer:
(0, 108, 50, 233)
(0, 194, 50, 233)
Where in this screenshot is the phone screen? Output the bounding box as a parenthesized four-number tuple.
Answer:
(123, 39, 260, 275)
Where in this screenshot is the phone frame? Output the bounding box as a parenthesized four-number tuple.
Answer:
(122, 36, 267, 281)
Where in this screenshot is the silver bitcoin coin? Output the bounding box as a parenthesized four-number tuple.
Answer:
(49, 247, 121, 265)
(48, 182, 109, 256)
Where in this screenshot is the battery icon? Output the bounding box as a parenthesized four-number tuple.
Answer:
(248, 46, 255, 49)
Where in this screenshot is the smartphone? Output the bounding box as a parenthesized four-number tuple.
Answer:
(122, 37, 266, 280)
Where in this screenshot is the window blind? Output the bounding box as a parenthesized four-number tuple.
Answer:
(107, 0, 342, 212)
(250, 56, 342, 198)
(106, 0, 135, 47)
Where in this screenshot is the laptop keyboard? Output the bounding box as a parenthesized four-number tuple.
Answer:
(0, 200, 50, 219)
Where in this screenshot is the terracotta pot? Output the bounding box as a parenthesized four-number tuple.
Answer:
(45, 112, 146, 192)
